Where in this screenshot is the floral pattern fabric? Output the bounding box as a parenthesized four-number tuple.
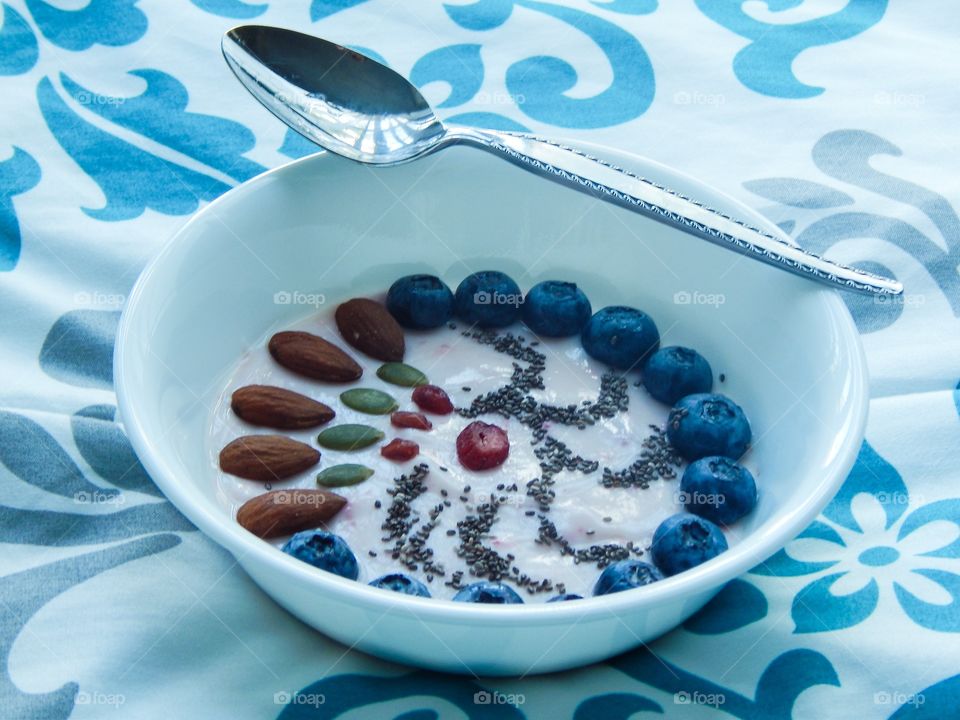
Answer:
(0, 1, 957, 717)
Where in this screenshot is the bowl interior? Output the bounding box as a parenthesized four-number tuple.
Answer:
(117, 144, 866, 614)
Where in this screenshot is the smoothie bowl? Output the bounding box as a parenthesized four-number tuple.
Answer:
(115, 143, 868, 675)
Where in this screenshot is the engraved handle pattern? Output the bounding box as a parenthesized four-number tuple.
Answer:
(450, 128, 903, 297)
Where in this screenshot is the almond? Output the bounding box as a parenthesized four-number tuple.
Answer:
(231, 385, 335, 429)
(219, 435, 320, 481)
(268, 331, 362, 382)
(335, 298, 405, 362)
(236, 489, 346, 538)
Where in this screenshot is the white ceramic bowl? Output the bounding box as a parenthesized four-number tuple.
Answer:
(115, 142, 868, 676)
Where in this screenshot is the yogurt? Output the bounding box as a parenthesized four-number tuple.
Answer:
(208, 301, 722, 601)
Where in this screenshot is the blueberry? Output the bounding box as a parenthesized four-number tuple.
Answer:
(281, 529, 359, 580)
(454, 271, 522, 328)
(452, 581, 524, 604)
(368, 572, 431, 597)
(592, 560, 664, 596)
(667, 393, 751, 461)
(651, 513, 728, 576)
(386, 274, 454, 329)
(643, 346, 712, 405)
(521, 281, 592, 337)
(681, 456, 757, 525)
(546, 593, 583, 602)
(581, 306, 660, 370)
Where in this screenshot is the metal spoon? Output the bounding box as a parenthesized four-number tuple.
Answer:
(222, 25, 902, 297)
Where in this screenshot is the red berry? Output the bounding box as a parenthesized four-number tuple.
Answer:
(412, 384, 454, 415)
(456, 421, 509, 471)
(390, 411, 433, 430)
(381, 438, 419, 461)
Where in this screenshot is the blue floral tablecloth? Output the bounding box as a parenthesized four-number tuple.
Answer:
(2, 1, 958, 718)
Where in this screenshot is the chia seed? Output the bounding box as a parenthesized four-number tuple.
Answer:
(536, 517, 636, 568)
(458, 329, 640, 512)
(444, 570, 465, 589)
(601, 425, 683, 489)
(527, 435, 600, 510)
(367, 329, 675, 594)
(379, 464, 446, 580)
(668, 407, 688, 433)
(452, 495, 553, 592)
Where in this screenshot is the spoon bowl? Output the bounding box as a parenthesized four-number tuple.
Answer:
(223, 26, 447, 164)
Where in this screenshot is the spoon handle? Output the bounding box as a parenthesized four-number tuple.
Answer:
(448, 127, 901, 298)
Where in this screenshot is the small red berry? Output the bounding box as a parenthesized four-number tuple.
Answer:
(390, 411, 433, 430)
(412, 384, 454, 415)
(456, 421, 509, 471)
(381, 438, 419, 461)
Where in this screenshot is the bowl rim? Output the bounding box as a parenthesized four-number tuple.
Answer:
(115, 141, 869, 625)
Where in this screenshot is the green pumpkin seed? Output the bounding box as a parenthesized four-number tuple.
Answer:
(376, 362, 428, 387)
(316, 463, 374, 487)
(340, 388, 398, 415)
(317, 424, 385, 450)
